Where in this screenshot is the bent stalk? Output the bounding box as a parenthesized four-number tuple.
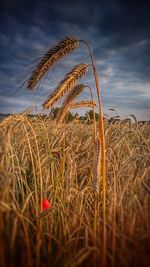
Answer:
(80, 40, 107, 266)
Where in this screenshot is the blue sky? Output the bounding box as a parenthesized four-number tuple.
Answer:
(0, 0, 150, 120)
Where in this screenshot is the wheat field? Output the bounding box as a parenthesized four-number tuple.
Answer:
(0, 114, 149, 267)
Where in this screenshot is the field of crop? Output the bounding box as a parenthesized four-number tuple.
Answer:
(0, 114, 149, 267)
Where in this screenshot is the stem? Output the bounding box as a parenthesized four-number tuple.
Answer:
(80, 40, 107, 266)
(85, 85, 97, 143)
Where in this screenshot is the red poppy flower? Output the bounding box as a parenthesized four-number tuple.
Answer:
(41, 199, 52, 212)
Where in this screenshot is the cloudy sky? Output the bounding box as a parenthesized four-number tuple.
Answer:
(0, 0, 150, 120)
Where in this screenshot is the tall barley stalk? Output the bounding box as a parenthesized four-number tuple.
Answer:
(80, 40, 106, 265)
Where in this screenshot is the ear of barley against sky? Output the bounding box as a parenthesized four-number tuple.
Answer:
(0, 0, 150, 120)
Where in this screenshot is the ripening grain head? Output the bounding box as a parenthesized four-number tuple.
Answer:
(69, 100, 97, 109)
(42, 63, 88, 109)
(27, 37, 79, 90)
(56, 84, 85, 125)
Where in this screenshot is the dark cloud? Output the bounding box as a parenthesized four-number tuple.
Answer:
(0, 0, 150, 119)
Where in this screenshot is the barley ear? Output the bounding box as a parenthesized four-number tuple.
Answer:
(27, 37, 79, 90)
(69, 100, 96, 109)
(42, 63, 88, 109)
(56, 84, 85, 126)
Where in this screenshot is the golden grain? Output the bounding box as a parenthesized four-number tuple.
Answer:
(43, 63, 88, 108)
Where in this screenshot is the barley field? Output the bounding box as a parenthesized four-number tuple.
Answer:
(0, 114, 149, 267)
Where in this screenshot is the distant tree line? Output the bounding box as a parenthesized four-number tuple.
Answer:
(49, 107, 100, 123)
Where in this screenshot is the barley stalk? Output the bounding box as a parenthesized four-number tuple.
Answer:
(27, 37, 79, 90)
(43, 64, 88, 109)
(80, 40, 106, 266)
(93, 137, 101, 194)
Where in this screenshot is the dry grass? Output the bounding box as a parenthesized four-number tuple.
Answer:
(0, 115, 150, 267)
